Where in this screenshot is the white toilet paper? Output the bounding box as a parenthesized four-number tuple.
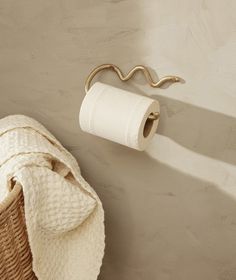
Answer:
(79, 82, 160, 151)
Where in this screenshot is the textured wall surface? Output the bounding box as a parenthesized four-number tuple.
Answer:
(0, 1, 236, 279)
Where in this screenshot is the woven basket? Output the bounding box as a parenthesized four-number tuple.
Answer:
(0, 184, 37, 280)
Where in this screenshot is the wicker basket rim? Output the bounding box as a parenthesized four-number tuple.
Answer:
(0, 184, 22, 213)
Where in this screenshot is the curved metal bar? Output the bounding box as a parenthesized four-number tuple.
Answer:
(84, 64, 182, 120)
(85, 64, 181, 93)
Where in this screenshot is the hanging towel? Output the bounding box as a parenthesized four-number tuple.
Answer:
(0, 115, 105, 280)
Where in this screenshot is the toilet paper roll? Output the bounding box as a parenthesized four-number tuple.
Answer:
(79, 82, 160, 151)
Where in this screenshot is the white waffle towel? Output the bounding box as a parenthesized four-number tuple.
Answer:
(0, 115, 105, 280)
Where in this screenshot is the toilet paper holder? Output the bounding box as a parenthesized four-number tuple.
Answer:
(85, 64, 182, 121)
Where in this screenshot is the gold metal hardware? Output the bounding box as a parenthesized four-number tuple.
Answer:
(85, 64, 182, 120)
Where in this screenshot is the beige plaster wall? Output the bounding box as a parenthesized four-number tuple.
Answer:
(0, 0, 236, 279)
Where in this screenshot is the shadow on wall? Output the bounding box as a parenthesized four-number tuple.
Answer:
(155, 95, 236, 166)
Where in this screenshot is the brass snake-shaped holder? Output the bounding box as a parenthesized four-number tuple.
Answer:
(85, 64, 182, 120)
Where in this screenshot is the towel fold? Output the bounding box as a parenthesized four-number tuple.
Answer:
(0, 115, 105, 280)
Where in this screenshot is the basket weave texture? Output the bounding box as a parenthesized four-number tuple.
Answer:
(0, 184, 37, 280)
